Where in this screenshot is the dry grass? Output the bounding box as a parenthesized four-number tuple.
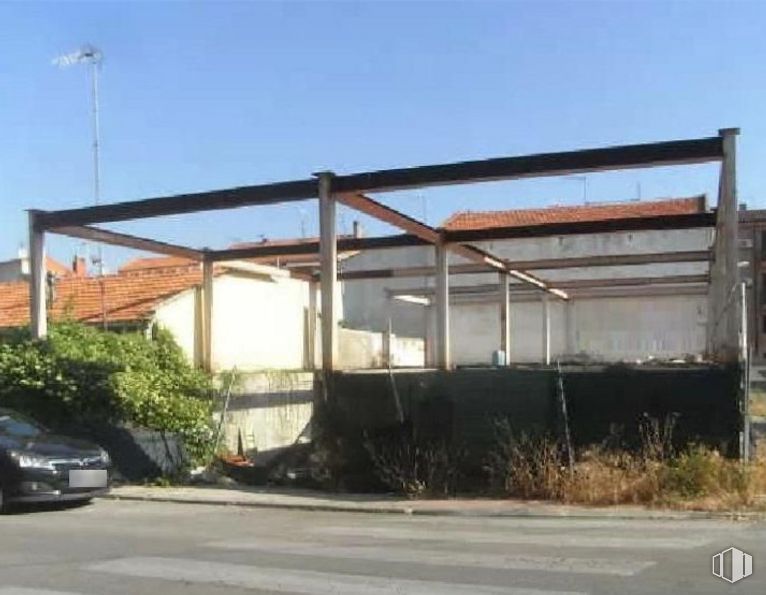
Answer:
(484, 418, 766, 511)
(751, 393, 766, 417)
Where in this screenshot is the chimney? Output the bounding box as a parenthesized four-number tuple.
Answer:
(352, 220, 364, 238)
(72, 256, 87, 277)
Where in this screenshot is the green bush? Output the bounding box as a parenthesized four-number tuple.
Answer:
(0, 322, 214, 464)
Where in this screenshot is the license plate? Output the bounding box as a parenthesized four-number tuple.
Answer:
(69, 469, 107, 489)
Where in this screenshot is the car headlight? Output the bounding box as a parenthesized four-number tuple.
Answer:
(8, 450, 55, 470)
(99, 448, 111, 465)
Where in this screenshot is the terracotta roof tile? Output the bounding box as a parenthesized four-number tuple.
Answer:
(0, 268, 203, 328)
(119, 235, 360, 274)
(119, 256, 198, 274)
(46, 257, 72, 277)
(441, 196, 707, 231)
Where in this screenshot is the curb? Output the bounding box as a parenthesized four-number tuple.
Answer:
(98, 492, 766, 521)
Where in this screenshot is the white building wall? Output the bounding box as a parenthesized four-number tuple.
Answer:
(210, 274, 310, 371)
(152, 270, 411, 371)
(342, 227, 713, 364)
(153, 289, 197, 360)
(153, 272, 313, 372)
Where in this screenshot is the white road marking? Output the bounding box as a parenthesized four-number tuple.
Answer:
(0, 589, 84, 595)
(87, 556, 589, 595)
(312, 526, 711, 550)
(381, 517, 743, 532)
(206, 538, 655, 576)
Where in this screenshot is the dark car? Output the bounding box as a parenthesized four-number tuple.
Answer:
(0, 408, 110, 512)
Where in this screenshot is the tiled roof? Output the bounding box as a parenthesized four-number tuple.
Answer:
(441, 196, 707, 231)
(119, 256, 198, 274)
(46, 257, 72, 277)
(119, 236, 360, 274)
(0, 268, 203, 328)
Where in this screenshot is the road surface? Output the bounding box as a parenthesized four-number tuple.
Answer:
(0, 499, 763, 594)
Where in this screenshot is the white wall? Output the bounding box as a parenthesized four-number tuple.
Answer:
(153, 272, 313, 372)
(342, 227, 713, 364)
(211, 274, 310, 371)
(430, 293, 707, 364)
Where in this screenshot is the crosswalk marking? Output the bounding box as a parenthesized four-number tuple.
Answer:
(87, 556, 589, 595)
(312, 526, 711, 550)
(0, 589, 82, 595)
(377, 517, 741, 532)
(206, 538, 655, 576)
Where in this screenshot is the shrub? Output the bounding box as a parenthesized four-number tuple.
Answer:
(0, 323, 214, 464)
(484, 420, 564, 499)
(364, 430, 465, 498)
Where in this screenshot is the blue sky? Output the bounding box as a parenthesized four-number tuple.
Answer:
(1, 1, 765, 269)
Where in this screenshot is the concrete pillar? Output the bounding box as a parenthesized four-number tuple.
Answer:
(708, 128, 740, 361)
(201, 259, 214, 372)
(542, 294, 551, 365)
(500, 273, 511, 364)
(435, 242, 451, 369)
(28, 211, 47, 339)
(565, 300, 576, 357)
(317, 171, 338, 372)
(307, 280, 318, 369)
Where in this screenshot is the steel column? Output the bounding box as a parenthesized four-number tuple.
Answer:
(318, 172, 338, 372)
(435, 242, 451, 369)
(28, 211, 47, 339)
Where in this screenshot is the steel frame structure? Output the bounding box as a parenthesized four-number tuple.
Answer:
(28, 129, 739, 370)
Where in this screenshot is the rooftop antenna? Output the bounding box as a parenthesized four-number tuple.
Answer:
(53, 44, 104, 276)
(296, 207, 308, 238)
(636, 181, 642, 201)
(54, 44, 107, 327)
(567, 175, 588, 204)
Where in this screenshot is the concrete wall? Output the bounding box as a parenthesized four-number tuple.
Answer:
(217, 371, 313, 457)
(338, 327, 384, 369)
(211, 274, 311, 371)
(325, 365, 741, 482)
(337, 327, 425, 369)
(427, 293, 707, 364)
(153, 272, 314, 372)
(152, 270, 421, 372)
(342, 228, 713, 364)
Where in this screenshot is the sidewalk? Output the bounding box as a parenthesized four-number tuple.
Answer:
(101, 485, 765, 520)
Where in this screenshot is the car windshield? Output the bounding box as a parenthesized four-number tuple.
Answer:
(0, 411, 44, 438)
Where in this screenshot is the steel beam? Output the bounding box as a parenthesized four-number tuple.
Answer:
(331, 136, 724, 195)
(336, 250, 711, 280)
(38, 179, 318, 228)
(338, 192, 567, 299)
(205, 216, 715, 263)
(388, 274, 709, 299)
(51, 225, 204, 260)
(35, 135, 723, 228)
(337, 192, 441, 243)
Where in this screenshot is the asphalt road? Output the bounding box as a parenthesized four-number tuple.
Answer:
(0, 499, 763, 594)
